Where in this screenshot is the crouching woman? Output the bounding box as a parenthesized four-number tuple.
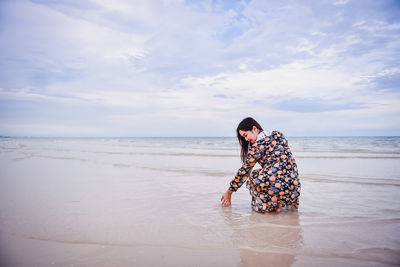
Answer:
(221, 117, 301, 213)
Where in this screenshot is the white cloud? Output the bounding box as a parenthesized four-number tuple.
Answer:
(333, 0, 349, 6)
(177, 61, 364, 100)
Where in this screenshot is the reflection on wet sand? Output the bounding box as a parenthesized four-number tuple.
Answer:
(237, 210, 302, 267)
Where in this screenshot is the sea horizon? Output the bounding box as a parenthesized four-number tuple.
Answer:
(1, 135, 400, 138)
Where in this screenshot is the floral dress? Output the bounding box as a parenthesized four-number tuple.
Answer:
(229, 130, 301, 213)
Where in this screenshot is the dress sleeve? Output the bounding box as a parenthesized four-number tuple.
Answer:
(269, 130, 293, 172)
(229, 143, 262, 192)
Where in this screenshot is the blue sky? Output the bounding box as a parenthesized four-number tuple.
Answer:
(0, 0, 399, 137)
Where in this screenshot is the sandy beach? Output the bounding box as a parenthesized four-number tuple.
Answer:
(0, 137, 399, 266)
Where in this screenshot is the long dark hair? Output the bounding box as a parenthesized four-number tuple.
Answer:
(236, 117, 263, 163)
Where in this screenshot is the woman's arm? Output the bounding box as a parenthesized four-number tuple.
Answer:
(220, 143, 262, 207)
(228, 142, 262, 192)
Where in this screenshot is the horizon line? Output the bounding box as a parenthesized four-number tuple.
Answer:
(1, 135, 399, 138)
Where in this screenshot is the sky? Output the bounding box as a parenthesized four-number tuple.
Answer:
(0, 0, 399, 137)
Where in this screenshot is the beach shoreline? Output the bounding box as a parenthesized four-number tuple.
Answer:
(1, 137, 399, 266)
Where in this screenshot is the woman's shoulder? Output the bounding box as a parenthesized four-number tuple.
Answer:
(254, 130, 286, 146)
(270, 130, 289, 147)
(271, 130, 284, 138)
(269, 130, 288, 144)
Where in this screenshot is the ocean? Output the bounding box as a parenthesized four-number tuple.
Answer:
(0, 135, 399, 266)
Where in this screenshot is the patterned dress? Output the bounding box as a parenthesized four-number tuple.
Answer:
(229, 130, 301, 213)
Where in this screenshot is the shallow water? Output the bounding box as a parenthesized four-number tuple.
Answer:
(0, 136, 399, 266)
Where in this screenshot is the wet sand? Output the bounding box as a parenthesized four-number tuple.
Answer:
(0, 138, 399, 266)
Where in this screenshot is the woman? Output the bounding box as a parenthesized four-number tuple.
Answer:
(221, 117, 301, 213)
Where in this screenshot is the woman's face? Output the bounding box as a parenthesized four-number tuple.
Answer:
(239, 126, 259, 144)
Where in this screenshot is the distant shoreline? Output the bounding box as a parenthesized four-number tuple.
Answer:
(1, 135, 400, 139)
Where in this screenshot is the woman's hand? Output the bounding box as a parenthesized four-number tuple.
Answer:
(221, 189, 232, 207)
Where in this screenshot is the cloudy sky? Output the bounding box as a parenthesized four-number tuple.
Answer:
(0, 0, 399, 137)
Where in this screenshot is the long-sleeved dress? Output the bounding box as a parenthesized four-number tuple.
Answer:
(229, 130, 301, 213)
